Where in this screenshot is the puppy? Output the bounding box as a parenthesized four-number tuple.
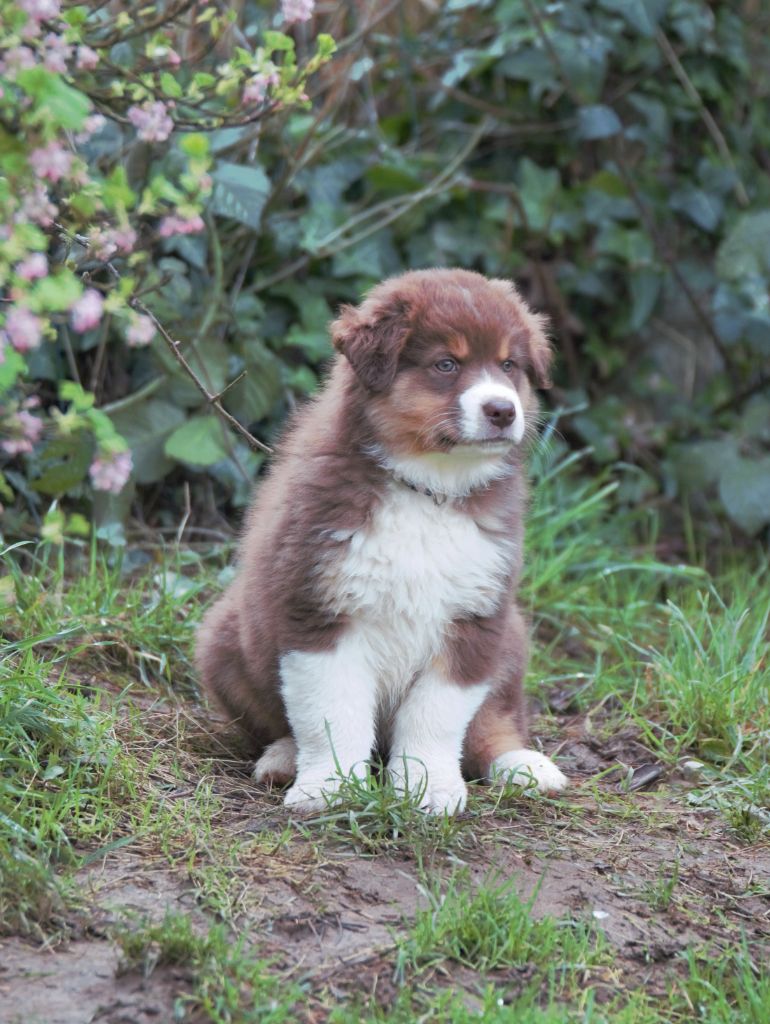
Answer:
(196, 268, 568, 813)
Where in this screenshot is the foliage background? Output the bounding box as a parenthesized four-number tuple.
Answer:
(1, 0, 769, 547)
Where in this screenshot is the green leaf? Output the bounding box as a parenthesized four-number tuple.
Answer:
(31, 433, 93, 495)
(670, 187, 722, 232)
(718, 456, 770, 535)
(60, 381, 95, 411)
(223, 341, 283, 423)
(0, 348, 26, 394)
(180, 133, 210, 158)
(164, 415, 229, 466)
(314, 33, 337, 60)
(598, 0, 668, 37)
(110, 399, 186, 484)
(103, 166, 136, 210)
(30, 272, 83, 313)
(716, 211, 770, 281)
(160, 72, 182, 99)
(628, 268, 662, 331)
(209, 161, 271, 229)
(263, 30, 295, 53)
(366, 163, 423, 195)
(577, 105, 622, 140)
(16, 68, 90, 131)
(518, 158, 561, 234)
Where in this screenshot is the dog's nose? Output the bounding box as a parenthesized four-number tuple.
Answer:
(482, 399, 516, 429)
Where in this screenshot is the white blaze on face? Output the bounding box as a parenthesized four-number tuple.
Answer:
(459, 371, 525, 444)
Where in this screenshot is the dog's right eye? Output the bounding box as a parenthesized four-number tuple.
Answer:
(435, 358, 458, 373)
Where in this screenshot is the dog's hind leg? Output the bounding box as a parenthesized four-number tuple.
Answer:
(463, 605, 568, 794)
(253, 735, 297, 787)
(196, 588, 288, 751)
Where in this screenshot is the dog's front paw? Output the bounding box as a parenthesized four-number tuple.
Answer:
(388, 759, 468, 815)
(489, 749, 568, 793)
(284, 775, 337, 813)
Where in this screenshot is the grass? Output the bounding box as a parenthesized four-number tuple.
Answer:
(1, 443, 768, 1021)
(114, 912, 305, 1022)
(394, 870, 607, 981)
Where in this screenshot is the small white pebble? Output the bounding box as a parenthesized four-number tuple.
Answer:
(592, 910, 609, 920)
(681, 760, 705, 779)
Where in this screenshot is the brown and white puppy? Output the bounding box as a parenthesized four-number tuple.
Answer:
(196, 268, 568, 813)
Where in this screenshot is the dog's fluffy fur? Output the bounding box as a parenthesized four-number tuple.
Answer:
(196, 268, 567, 812)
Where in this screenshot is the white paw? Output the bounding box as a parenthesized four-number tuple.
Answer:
(253, 736, 297, 787)
(284, 774, 338, 813)
(283, 760, 369, 813)
(489, 749, 568, 794)
(388, 759, 468, 815)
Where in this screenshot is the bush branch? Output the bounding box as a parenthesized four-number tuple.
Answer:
(131, 299, 273, 456)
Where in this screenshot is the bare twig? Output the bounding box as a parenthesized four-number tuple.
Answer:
(613, 143, 735, 374)
(131, 298, 273, 456)
(655, 29, 749, 207)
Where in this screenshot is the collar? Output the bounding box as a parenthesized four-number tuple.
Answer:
(392, 474, 450, 506)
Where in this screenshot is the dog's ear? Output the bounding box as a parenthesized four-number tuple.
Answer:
(522, 309, 553, 389)
(489, 279, 553, 389)
(331, 296, 411, 393)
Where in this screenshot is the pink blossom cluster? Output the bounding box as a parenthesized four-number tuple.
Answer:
(148, 44, 181, 68)
(0, 45, 36, 79)
(76, 45, 99, 70)
(17, 185, 58, 228)
(71, 289, 104, 332)
(126, 314, 156, 347)
(29, 141, 73, 183)
(1, 409, 44, 457)
(243, 70, 279, 106)
(158, 213, 205, 237)
(19, 0, 61, 19)
(89, 450, 133, 493)
(89, 224, 137, 261)
(15, 253, 48, 281)
(127, 101, 174, 143)
(281, 0, 315, 24)
(41, 32, 71, 73)
(4, 307, 43, 353)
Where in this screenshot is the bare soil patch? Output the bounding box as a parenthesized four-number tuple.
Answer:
(2, 702, 768, 1024)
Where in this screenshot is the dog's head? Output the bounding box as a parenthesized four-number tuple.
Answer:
(331, 269, 551, 458)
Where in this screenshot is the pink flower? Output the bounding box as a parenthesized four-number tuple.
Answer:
(29, 141, 73, 182)
(281, 0, 315, 24)
(89, 225, 136, 261)
(20, 0, 60, 18)
(5, 307, 43, 352)
(89, 450, 132, 493)
(71, 289, 103, 332)
(75, 113, 107, 143)
(158, 213, 205, 238)
(127, 101, 174, 143)
(42, 32, 72, 73)
(126, 313, 156, 347)
(19, 186, 58, 227)
(113, 225, 137, 252)
(242, 70, 279, 106)
(15, 253, 48, 281)
(1, 410, 45, 456)
(0, 46, 36, 78)
(76, 45, 99, 70)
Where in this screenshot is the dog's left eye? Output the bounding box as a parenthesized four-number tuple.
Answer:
(435, 358, 458, 373)
(501, 360, 515, 373)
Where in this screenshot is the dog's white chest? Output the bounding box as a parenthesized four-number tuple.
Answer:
(327, 485, 511, 681)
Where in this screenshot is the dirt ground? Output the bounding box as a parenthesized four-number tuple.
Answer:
(2, 702, 769, 1024)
